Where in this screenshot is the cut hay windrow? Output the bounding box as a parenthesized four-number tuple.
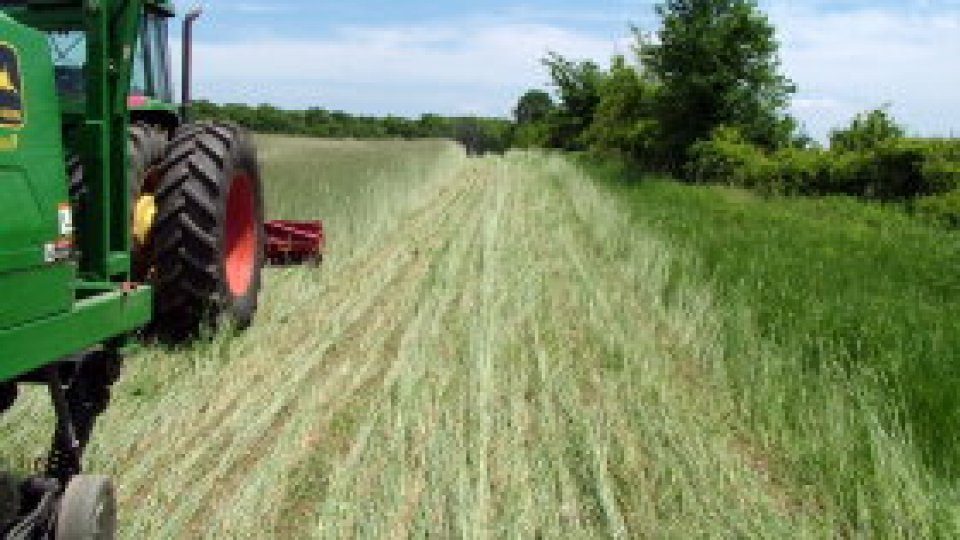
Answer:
(2, 137, 943, 538)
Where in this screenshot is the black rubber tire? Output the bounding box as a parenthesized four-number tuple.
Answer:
(69, 123, 166, 211)
(68, 123, 167, 277)
(0, 383, 15, 413)
(151, 122, 265, 341)
(55, 475, 116, 540)
(127, 124, 167, 278)
(127, 123, 167, 200)
(0, 472, 19, 526)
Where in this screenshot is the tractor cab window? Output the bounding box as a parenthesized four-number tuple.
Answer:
(132, 13, 173, 102)
(48, 32, 86, 101)
(47, 14, 173, 103)
(131, 29, 148, 96)
(47, 13, 172, 103)
(148, 15, 172, 102)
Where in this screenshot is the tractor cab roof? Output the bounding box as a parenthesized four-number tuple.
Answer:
(0, 1, 175, 17)
(148, 0, 176, 17)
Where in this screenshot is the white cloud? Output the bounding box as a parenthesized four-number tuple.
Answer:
(180, 1, 296, 15)
(179, 3, 960, 139)
(188, 21, 619, 116)
(230, 4, 293, 15)
(792, 97, 847, 112)
(770, 2, 960, 139)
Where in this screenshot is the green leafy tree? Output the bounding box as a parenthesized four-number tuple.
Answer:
(511, 89, 555, 147)
(830, 107, 905, 152)
(584, 55, 661, 164)
(192, 101, 512, 143)
(417, 114, 450, 138)
(514, 89, 555, 125)
(640, 0, 796, 167)
(542, 52, 607, 150)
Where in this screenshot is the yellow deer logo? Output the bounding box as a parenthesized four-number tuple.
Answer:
(0, 63, 18, 95)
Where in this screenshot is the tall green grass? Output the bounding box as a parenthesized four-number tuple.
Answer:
(1, 142, 839, 537)
(6, 139, 956, 537)
(584, 156, 960, 534)
(287, 152, 824, 537)
(0, 137, 467, 536)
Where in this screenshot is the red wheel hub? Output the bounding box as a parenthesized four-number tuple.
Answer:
(225, 173, 257, 297)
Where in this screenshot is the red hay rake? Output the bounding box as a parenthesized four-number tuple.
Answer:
(265, 220, 325, 266)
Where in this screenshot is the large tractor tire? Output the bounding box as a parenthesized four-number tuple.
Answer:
(151, 123, 265, 341)
(127, 124, 167, 278)
(68, 123, 167, 279)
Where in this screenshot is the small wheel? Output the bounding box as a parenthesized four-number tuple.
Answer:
(55, 475, 116, 540)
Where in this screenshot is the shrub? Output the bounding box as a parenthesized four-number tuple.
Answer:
(685, 127, 960, 204)
(824, 150, 875, 196)
(828, 140, 959, 201)
(770, 147, 830, 195)
(686, 127, 774, 190)
(830, 107, 905, 152)
(918, 139, 960, 194)
(512, 122, 552, 149)
(914, 190, 960, 228)
(863, 141, 927, 200)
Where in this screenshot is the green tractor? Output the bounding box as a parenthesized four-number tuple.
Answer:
(0, 1, 267, 537)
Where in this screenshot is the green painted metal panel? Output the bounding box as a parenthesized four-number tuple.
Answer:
(0, 2, 165, 382)
(0, 286, 152, 382)
(0, 247, 35, 274)
(2, 1, 145, 282)
(0, 13, 75, 330)
(0, 265, 72, 328)
(0, 169, 45, 263)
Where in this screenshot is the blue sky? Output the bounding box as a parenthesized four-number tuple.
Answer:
(171, 0, 960, 141)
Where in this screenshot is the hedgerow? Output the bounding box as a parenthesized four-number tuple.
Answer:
(687, 127, 960, 207)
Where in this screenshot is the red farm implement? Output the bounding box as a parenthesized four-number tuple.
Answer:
(265, 220, 326, 266)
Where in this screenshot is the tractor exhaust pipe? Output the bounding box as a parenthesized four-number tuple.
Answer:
(181, 6, 204, 123)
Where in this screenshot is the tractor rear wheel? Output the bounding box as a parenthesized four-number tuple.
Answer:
(151, 123, 265, 341)
(127, 124, 167, 278)
(67, 123, 167, 279)
(55, 475, 116, 540)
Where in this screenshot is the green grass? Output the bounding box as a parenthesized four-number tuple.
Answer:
(4, 140, 958, 537)
(0, 141, 821, 537)
(256, 136, 455, 221)
(583, 156, 960, 535)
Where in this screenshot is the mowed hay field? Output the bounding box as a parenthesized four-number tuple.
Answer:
(0, 135, 954, 537)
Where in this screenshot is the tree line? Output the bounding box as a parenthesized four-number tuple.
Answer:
(192, 100, 514, 155)
(194, 0, 958, 226)
(514, 0, 959, 225)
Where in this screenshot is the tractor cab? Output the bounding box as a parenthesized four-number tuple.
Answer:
(131, 9, 173, 103)
(128, 6, 180, 129)
(46, 3, 178, 129)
